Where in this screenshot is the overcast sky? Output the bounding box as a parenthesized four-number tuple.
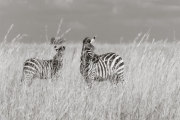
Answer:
(0, 0, 180, 43)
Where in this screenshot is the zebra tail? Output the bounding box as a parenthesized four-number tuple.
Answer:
(21, 72, 24, 82)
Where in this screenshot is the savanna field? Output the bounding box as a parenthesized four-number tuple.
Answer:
(1, 35, 180, 120)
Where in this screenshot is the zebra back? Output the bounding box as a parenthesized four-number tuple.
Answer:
(93, 53, 124, 80)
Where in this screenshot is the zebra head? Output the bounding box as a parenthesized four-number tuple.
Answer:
(80, 36, 97, 66)
(53, 46, 66, 60)
(81, 36, 96, 57)
(80, 36, 97, 76)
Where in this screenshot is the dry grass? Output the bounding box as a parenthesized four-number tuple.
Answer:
(1, 36, 180, 120)
(0, 24, 180, 119)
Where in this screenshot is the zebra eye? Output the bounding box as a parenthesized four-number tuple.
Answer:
(54, 46, 57, 48)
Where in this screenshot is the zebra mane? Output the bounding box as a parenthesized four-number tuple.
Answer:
(92, 54, 99, 63)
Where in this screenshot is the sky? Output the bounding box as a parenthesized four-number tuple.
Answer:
(0, 0, 180, 43)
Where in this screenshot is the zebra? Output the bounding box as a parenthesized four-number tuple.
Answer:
(80, 36, 124, 88)
(21, 46, 65, 86)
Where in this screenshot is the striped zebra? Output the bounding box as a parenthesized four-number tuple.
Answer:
(80, 36, 124, 88)
(21, 46, 65, 86)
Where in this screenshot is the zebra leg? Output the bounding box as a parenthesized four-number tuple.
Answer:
(28, 78, 33, 87)
(21, 74, 24, 82)
(116, 72, 124, 82)
(109, 74, 118, 85)
(52, 74, 59, 82)
(24, 72, 34, 87)
(85, 77, 92, 88)
(117, 73, 126, 88)
(21, 70, 26, 82)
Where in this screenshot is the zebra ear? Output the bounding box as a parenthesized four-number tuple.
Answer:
(91, 35, 97, 43)
(93, 35, 97, 39)
(54, 45, 58, 52)
(61, 46, 65, 51)
(51, 37, 55, 44)
(56, 46, 65, 52)
(54, 45, 59, 52)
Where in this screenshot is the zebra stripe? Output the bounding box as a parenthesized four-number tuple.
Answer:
(80, 37, 124, 87)
(92, 53, 124, 80)
(21, 46, 65, 86)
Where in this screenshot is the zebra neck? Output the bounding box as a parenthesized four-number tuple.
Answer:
(50, 60, 61, 66)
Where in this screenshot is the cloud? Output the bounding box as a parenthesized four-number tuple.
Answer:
(45, 0, 73, 9)
(0, 0, 27, 7)
(112, 7, 118, 14)
(0, 0, 11, 7)
(67, 21, 87, 30)
(0, 0, 73, 9)
(119, 17, 180, 28)
(100, 0, 121, 15)
(0, 11, 4, 16)
(16, 0, 27, 4)
(137, 0, 180, 11)
(102, 0, 180, 13)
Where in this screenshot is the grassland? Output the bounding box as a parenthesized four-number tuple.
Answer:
(0, 37, 180, 120)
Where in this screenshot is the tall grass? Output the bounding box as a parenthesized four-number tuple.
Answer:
(1, 33, 180, 120)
